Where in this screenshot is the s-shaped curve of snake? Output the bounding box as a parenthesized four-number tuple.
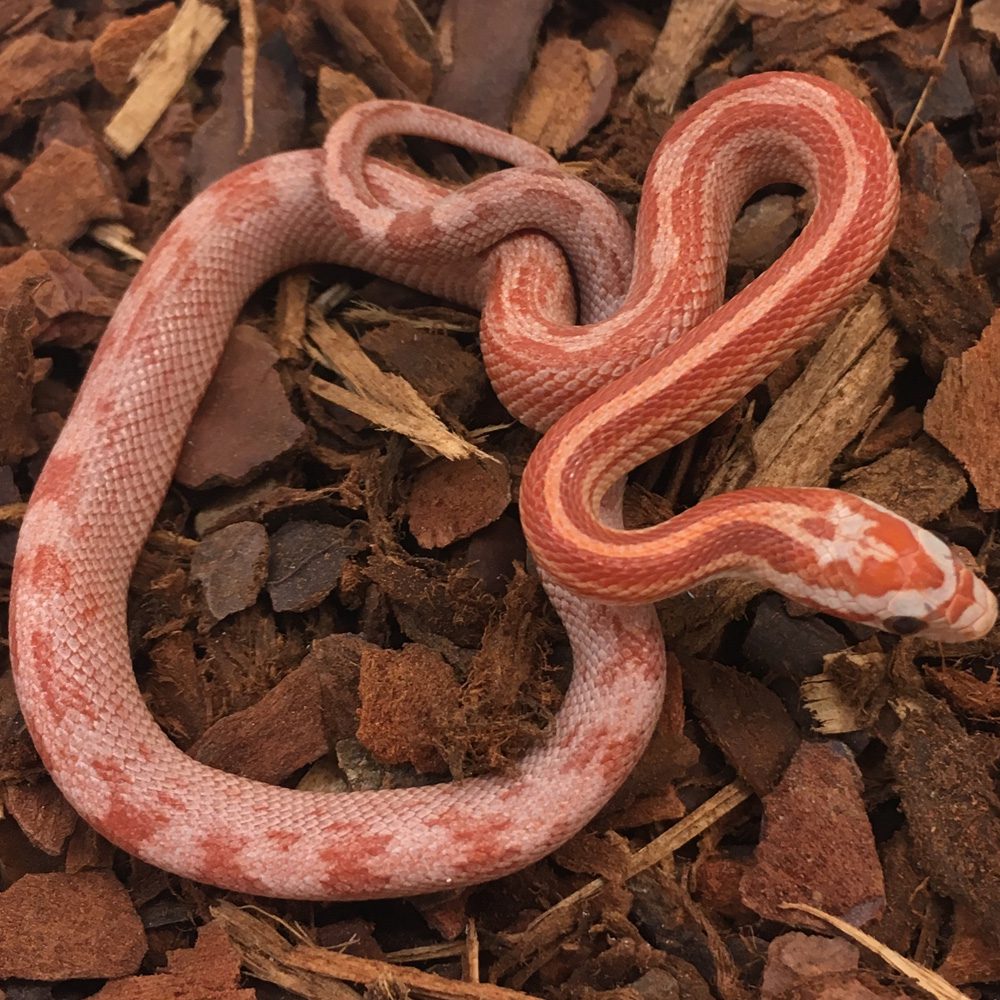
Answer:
(10, 73, 997, 900)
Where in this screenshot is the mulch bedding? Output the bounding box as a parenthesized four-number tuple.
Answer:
(0, 0, 999, 997)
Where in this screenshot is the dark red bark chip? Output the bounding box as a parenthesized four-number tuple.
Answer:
(740, 742, 885, 929)
(0, 871, 146, 980)
(191, 520, 269, 623)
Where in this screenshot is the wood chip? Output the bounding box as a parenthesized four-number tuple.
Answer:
(630, 0, 736, 115)
(801, 642, 890, 735)
(91, 3, 178, 97)
(104, 0, 227, 158)
(683, 656, 800, 795)
(177, 324, 306, 488)
(925, 308, 1000, 510)
(740, 742, 885, 929)
(406, 455, 511, 548)
(307, 311, 490, 461)
(0, 872, 146, 980)
(511, 35, 616, 155)
(722, 293, 899, 494)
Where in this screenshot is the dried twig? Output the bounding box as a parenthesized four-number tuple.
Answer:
(898, 0, 964, 149)
(238, 0, 259, 152)
(214, 902, 543, 999)
(782, 903, 972, 1000)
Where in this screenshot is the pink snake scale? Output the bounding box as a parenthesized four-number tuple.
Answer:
(10, 73, 997, 900)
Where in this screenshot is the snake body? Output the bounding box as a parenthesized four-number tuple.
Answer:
(10, 73, 996, 900)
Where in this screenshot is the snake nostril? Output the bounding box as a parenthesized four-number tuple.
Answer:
(884, 615, 927, 635)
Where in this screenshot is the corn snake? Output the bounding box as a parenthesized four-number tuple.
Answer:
(10, 72, 996, 900)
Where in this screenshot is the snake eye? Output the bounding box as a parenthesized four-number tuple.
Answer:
(885, 615, 927, 636)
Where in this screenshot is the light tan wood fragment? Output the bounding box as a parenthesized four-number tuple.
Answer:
(306, 312, 489, 462)
(781, 902, 973, 1000)
(89, 222, 146, 261)
(104, 0, 226, 158)
(631, 0, 737, 115)
(511, 36, 616, 155)
(237, 0, 258, 153)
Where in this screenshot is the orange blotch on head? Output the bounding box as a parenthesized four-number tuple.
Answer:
(866, 513, 921, 558)
(853, 513, 946, 596)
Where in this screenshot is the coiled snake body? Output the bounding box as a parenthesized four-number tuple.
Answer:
(10, 73, 996, 899)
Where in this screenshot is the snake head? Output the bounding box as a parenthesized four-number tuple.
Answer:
(789, 495, 997, 643)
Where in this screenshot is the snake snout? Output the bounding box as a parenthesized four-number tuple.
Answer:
(911, 560, 998, 643)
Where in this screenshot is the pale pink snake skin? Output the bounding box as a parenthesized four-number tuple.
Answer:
(10, 73, 997, 900)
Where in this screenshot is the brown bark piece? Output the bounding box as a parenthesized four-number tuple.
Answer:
(301, 632, 378, 741)
(357, 643, 460, 773)
(0, 152, 21, 192)
(707, 294, 900, 497)
(91, 2, 178, 96)
(925, 310, 1000, 510)
(407, 455, 510, 549)
(742, 595, 848, 681)
(4, 140, 123, 245)
(889, 691, 1000, 931)
(682, 657, 800, 795)
(177, 325, 306, 488)
(3, 780, 77, 856)
(0, 33, 92, 119)
(761, 932, 860, 999)
(191, 521, 269, 623)
(511, 36, 616, 155)
(0, 250, 116, 347)
(841, 438, 968, 525)
(937, 904, 1000, 986)
(340, 0, 436, 101)
(266, 520, 363, 613)
(0, 670, 40, 779)
(631, 0, 736, 115)
(310, 0, 423, 103)
(692, 853, 756, 922)
(94, 919, 254, 1000)
(316, 65, 377, 124)
(728, 194, 800, 273)
(364, 549, 492, 649)
(146, 630, 212, 747)
(587, 5, 659, 81)
(433, 0, 554, 127)
(190, 664, 327, 784)
(744, 1, 896, 68)
(925, 662, 1000, 721)
(0, 0, 52, 37)
(740, 742, 885, 928)
(143, 99, 195, 237)
(889, 124, 993, 371)
(972, 0, 1000, 42)
(0, 871, 146, 980)
(0, 286, 37, 463)
(465, 514, 526, 594)
(188, 41, 305, 193)
(872, 831, 935, 956)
